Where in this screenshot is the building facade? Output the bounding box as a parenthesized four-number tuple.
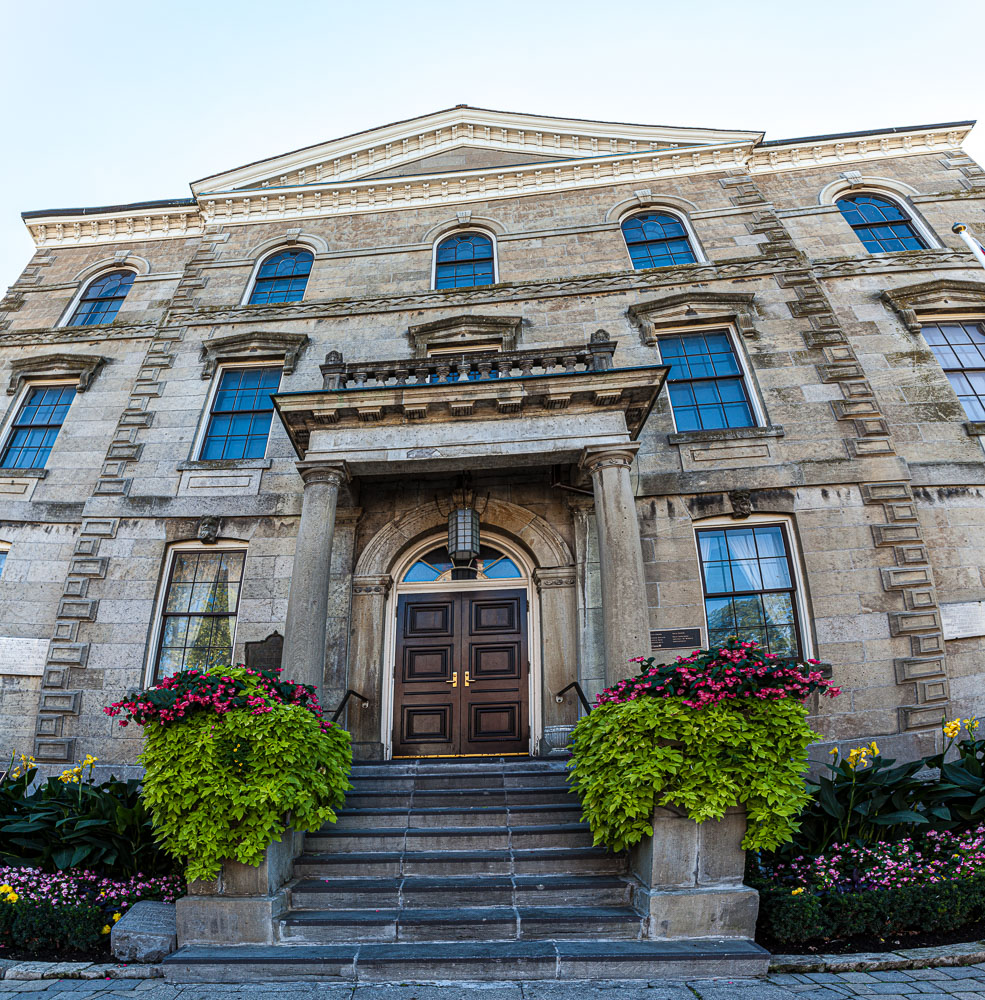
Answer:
(2, 106, 984, 767)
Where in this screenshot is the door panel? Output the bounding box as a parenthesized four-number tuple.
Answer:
(392, 588, 529, 757)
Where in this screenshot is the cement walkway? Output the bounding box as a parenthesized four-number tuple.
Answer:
(1, 965, 985, 1000)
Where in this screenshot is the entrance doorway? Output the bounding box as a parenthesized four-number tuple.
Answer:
(390, 539, 532, 757)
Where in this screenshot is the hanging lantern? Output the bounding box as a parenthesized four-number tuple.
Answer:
(448, 505, 481, 564)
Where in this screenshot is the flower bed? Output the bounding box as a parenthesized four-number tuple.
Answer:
(0, 866, 184, 960)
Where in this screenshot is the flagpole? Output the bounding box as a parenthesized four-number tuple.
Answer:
(952, 223, 985, 275)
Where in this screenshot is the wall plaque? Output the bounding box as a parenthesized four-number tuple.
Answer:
(940, 602, 985, 640)
(649, 628, 702, 652)
(0, 637, 49, 676)
(244, 631, 283, 670)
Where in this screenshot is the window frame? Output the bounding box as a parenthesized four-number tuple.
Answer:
(58, 268, 137, 329)
(619, 209, 705, 271)
(921, 318, 985, 421)
(430, 229, 500, 290)
(0, 541, 9, 580)
(654, 323, 766, 433)
(835, 192, 935, 254)
(0, 378, 78, 471)
(240, 246, 314, 306)
(145, 541, 248, 684)
(191, 361, 284, 462)
(692, 515, 813, 660)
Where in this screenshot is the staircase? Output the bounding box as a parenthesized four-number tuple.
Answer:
(165, 757, 769, 982)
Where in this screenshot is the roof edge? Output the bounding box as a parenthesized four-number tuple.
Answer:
(759, 120, 975, 147)
(22, 197, 196, 220)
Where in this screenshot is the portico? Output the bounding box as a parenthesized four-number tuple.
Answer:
(273, 335, 667, 758)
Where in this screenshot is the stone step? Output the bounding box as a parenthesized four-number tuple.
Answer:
(347, 771, 572, 792)
(294, 846, 627, 878)
(290, 873, 635, 909)
(278, 905, 645, 943)
(304, 823, 594, 853)
(343, 785, 580, 809)
(163, 939, 771, 982)
(332, 803, 584, 829)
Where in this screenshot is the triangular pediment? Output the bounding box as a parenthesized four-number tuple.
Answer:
(191, 106, 763, 195)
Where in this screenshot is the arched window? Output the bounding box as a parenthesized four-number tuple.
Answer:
(403, 544, 523, 583)
(434, 232, 495, 289)
(835, 194, 928, 253)
(68, 270, 135, 326)
(621, 212, 697, 270)
(248, 249, 313, 305)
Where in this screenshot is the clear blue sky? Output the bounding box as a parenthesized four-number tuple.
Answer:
(2, 0, 983, 291)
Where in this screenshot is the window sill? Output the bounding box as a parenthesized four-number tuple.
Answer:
(177, 458, 273, 471)
(964, 422, 985, 437)
(667, 425, 784, 446)
(0, 468, 48, 479)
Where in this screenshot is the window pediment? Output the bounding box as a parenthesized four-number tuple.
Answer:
(6, 353, 108, 396)
(199, 331, 309, 378)
(881, 279, 985, 334)
(406, 314, 522, 357)
(627, 291, 758, 346)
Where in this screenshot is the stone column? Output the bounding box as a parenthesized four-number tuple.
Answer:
(534, 566, 579, 753)
(347, 573, 393, 760)
(579, 444, 649, 686)
(282, 463, 348, 694)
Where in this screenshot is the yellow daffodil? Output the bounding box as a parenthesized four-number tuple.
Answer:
(791, 887, 804, 895)
(828, 748, 838, 755)
(943, 719, 961, 740)
(101, 925, 111, 935)
(112, 912, 122, 922)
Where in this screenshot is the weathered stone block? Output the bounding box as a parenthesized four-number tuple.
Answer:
(111, 900, 176, 963)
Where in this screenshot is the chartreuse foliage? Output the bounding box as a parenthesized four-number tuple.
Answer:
(568, 697, 819, 852)
(139, 670, 351, 882)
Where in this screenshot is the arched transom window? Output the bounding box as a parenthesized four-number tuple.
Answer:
(835, 194, 928, 254)
(69, 270, 136, 326)
(248, 249, 313, 304)
(621, 212, 697, 270)
(403, 544, 523, 583)
(434, 232, 495, 289)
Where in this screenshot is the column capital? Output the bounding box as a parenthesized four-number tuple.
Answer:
(297, 461, 349, 487)
(534, 566, 577, 591)
(352, 573, 393, 597)
(578, 442, 641, 477)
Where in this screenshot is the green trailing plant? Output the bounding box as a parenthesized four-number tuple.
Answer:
(568, 696, 819, 852)
(0, 753, 174, 876)
(126, 666, 352, 882)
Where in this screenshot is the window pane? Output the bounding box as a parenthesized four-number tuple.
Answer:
(0, 385, 76, 469)
(68, 270, 135, 326)
(622, 213, 697, 270)
(200, 368, 279, 460)
(836, 195, 927, 254)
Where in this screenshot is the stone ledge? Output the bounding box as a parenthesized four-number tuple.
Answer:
(0, 468, 48, 479)
(0, 959, 162, 980)
(176, 458, 273, 471)
(770, 939, 985, 973)
(964, 421, 985, 436)
(667, 425, 784, 447)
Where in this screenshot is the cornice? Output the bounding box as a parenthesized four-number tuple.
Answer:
(810, 248, 976, 278)
(0, 324, 157, 346)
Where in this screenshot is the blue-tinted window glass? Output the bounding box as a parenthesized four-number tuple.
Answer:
(660, 332, 755, 432)
(402, 544, 521, 582)
(0, 385, 76, 469)
(923, 321, 985, 420)
(621, 213, 697, 270)
(0, 550, 6, 577)
(434, 233, 495, 289)
(200, 367, 281, 460)
(836, 195, 927, 254)
(68, 270, 135, 326)
(697, 524, 800, 656)
(248, 250, 313, 305)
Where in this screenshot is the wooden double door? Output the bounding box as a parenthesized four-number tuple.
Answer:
(392, 588, 529, 757)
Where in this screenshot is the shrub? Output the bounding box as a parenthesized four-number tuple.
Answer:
(116, 666, 352, 882)
(0, 754, 174, 876)
(0, 900, 104, 958)
(569, 696, 820, 852)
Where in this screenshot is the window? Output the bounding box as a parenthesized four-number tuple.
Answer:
(68, 270, 135, 326)
(0, 544, 8, 578)
(697, 524, 801, 656)
(434, 232, 495, 289)
(403, 544, 523, 583)
(248, 249, 313, 305)
(835, 194, 928, 253)
(621, 212, 697, 269)
(154, 549, 245, 679)
(0, 385, 76, 469)
(923, 321, 985, 420)
(660, 331, 755, 432)
(200, 367, 281, 460)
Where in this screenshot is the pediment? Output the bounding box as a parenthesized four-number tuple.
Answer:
(628, 291, 759, 346)
(881, 278, 985, 333)
(406, 314, 523, 357)
(191, 106, 762, 195)
(199, 331, 309, 377)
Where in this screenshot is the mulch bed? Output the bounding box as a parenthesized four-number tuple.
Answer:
(759, 920, 985, 955)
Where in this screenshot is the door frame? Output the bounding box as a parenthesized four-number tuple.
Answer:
(381, 532, 541, 759)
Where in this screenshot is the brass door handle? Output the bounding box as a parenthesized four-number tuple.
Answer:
(445, 672, 458, 688)
(464, 671, 471, 687)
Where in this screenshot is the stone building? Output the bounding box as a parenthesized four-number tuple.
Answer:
(2, 105, 985, 768)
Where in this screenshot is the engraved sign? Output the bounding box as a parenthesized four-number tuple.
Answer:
(940, 602, 985, 641)
(244, 631, 283, 670)
(649, 628, 702, 652)
(0, 637, 49, 676)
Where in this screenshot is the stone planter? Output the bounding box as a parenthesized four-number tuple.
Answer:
(175, 829, 303, 946)
(629, 805, 760, 939)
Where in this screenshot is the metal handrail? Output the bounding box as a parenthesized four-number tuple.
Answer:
(554, 681, 593, 714)
(331, 688, 370, 722)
